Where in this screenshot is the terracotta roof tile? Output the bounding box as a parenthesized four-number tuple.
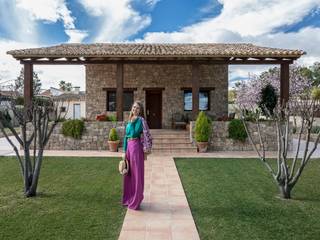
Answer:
(7, 43, 305, 59)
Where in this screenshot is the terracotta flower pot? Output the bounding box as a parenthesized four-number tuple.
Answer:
(196, 141, 208, 152)
(108, 140, 120, 152)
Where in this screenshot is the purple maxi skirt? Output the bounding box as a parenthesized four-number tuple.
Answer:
(122, 138, 144, 210)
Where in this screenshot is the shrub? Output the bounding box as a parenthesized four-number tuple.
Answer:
(228, 119, 248, 142)
(62, 119, 85, 139)
(311, 126, 320, 134)
(108, 114, 117, 122)
(108, 128, 119, 141)
(195, 111, 212, 142)
(258, 84, 278, 116)
(15, 96, 24, 105)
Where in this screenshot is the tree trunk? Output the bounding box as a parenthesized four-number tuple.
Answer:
(278, 184, 292, 199)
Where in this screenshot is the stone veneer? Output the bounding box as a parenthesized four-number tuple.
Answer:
(26, 121, 126, 151)
(86, 64, 228, 128)
(190, 121, 293, 151)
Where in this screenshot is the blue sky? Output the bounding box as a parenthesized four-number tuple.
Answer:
(0, 0, 320, 90)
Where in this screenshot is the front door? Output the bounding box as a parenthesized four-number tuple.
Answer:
(146, 90, 162, 129)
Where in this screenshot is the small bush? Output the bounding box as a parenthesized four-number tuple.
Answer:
(15, 96, 24, 105)
(311, 126, 320, 134)
(228, 119, 247, 142)
(195, 111, 212, 142)
(62, 119, 85, 139)
(108, 114, 117, 122)
(108, 128, 119, 141)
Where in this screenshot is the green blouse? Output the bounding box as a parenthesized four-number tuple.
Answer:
(122, 117, 143, 152)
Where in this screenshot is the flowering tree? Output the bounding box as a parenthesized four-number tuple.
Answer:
(236, 64, 320, 199)
(235, 65, 312, 109)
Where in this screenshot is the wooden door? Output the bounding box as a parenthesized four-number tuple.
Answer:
(145, 90, 162, 129)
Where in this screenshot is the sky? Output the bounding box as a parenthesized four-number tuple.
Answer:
(0, 0, 320, 91)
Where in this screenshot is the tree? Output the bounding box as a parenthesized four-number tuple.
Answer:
(0, 95, 68, 197)
(15, 67, 42, 95)
(59, 80, 73, 91)
(235, 64, 312, 109)
(258, 84, 277, 117)
(237, 85, 320, 199)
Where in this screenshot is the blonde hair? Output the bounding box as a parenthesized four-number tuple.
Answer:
(128, 100, 145, 121)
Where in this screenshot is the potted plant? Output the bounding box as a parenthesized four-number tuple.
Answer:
(108, 128, 120, 152)
(195, 111, 212, 152)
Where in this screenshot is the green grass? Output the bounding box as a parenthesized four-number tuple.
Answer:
(0, 156, 126, 240)
(175, 158, 320, 240)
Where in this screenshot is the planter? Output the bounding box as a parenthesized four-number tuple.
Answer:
(108, 140, 120, 152)
(197, 141, 208, 152)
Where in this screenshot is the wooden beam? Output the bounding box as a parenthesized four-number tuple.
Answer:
(192, 63, 200, 120)
(116, 63, 124, 121)
(102, 87, 137, 91)
(24, 63, 33, 108)
(181, 87, 215, 91)
(20, 58, 295, 65)
(142, 87, 165, 91)
(280, 63, 290, 106)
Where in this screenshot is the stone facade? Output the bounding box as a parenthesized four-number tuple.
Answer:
(86, 64, 228, 128)
(190, 121, 293, 151)
(26, 121, 126, 150)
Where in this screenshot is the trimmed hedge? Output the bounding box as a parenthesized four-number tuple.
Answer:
(62, 119, 85, 139)
(195, 111, 212, 142)
(228, 119, 247, 142)
(108, 128, 119, 141)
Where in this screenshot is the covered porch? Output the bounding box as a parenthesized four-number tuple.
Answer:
(7, 43, 304, 128)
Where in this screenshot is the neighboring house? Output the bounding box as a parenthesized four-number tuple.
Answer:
(40, 87, 86, 120)
(7, 43, 305, 129)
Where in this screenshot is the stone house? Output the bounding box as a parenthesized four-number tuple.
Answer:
(7, 43, 304, 130)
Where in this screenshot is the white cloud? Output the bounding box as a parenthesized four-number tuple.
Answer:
(135, 0, 320, 83)
(78, 0, 152, 42)
(15, 0, 87, 42)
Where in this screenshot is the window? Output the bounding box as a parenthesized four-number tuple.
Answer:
(107, 91, 134, 111)
(184, 90, 210, 111)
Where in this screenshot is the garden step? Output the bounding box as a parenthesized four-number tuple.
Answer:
(152, 135, 190, 139)
(153, 142, 194, 148)
(153, 138, 191, 144)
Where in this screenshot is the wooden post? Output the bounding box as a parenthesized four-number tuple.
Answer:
(192, 63, 200, 120)
(24, 63, 33, 108)
(116, 63, 124, 121)
(280, 63, 290, 106)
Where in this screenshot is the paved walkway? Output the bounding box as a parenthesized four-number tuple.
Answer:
(118, 155, 199, 240)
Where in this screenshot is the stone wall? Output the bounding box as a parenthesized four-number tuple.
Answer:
(26, 121, 126, 150)
(86, 64, 228, 128)
(190, 121, 293, 151)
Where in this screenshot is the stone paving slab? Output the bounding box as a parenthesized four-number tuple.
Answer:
(118, 155, 200, 240)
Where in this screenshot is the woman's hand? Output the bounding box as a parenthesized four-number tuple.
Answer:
(122, 152, 126, 160)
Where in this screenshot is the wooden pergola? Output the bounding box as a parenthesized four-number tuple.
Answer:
(7, 43, 305, 121)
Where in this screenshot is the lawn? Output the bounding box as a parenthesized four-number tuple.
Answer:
(175, 158, 320, 240)
(0, 156, 126, 240)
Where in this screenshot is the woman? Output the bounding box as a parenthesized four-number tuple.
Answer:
(121, 100, 152, 210)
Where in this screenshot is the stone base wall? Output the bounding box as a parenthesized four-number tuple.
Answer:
(26, 121, 126, 150)
(190, 121, 293, 151)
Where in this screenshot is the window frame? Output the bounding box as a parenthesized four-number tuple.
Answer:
(106, 90, 134, 111)
(183, 89, 211, 111)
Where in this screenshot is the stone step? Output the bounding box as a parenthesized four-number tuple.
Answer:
(153, 138, 192, 144)
(152, 142, 194, 148)
(152, 134, 190, 139)
(150, 130, 189, 135)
